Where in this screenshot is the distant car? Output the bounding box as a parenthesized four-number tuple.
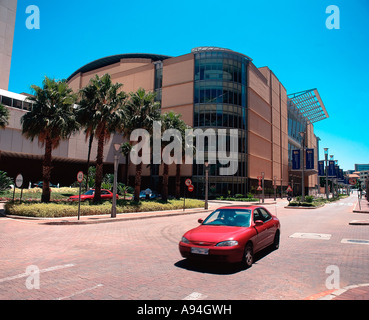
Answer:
(139, 190, 158, 199)
(33, 181, 58, 188)
(69, 189, 118, 201)
(179, 205, 280, 268)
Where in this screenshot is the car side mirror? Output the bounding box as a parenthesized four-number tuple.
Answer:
(254, 220, 264, 226)
(198, 218, 204, 224)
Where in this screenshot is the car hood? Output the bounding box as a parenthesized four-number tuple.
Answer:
(184, 225, 248, 244)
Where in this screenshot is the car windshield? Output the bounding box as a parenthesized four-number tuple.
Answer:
(202, 209, 252, 227)
(84, 190, 94, 195)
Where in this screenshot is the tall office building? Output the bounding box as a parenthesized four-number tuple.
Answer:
(0, 0, 17, 90)
(0, 46, 328, 197)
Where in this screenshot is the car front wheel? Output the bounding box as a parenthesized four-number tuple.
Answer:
(272, 230, 280, 250)
(243, 243, 253, 268)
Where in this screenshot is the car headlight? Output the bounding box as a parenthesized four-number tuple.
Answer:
(216, 240, 238, 247)
(181, 236, 190, 244)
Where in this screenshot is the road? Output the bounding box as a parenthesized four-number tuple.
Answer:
(0, 193, 368, 300)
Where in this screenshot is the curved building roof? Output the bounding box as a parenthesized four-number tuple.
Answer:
(67, 53, 172, 81)
(191, 46, 252, 61)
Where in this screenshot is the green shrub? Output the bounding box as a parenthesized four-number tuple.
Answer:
(4, 198, 205, 218)
(0, 171, 13, 193)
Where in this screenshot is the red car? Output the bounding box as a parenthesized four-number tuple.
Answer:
(69, 189, 118, 201)
(179, 205, 280, 268)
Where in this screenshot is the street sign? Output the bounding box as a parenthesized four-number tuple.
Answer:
(185, 179, 192, 187)
(257, 186, 262, 191)
(292, 150, 301, 170)
(15, 174, 23, 188)
(306, 149, 314, 170)
(77, 171, 84, 183)
(328, 160, 336, 177)
(349, 178, 356, 185)
(188, 185, 194, 192)
(286, 185, 293, 192)
(318, 160, 324, 176)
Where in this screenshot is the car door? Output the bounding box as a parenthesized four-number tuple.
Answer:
(101, 190, 110, 199)
(252, 208, 269, 252)
(258, 208, 275, 246)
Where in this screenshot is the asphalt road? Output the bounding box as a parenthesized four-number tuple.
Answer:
(0, 193, 368, 300)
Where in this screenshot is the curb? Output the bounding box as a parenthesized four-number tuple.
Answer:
(41, 208, 214, 225)
(318, 283, 369, 300)
(349, 220, 369, 226)
(284, 204, 324, 209)
(352, 200, 369, 214)
(0, 208, 214, 225)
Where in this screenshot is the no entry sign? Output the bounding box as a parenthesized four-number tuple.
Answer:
(188, 185, 194, 192)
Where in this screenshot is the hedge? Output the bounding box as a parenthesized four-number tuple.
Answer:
(4, 198, 205, 218)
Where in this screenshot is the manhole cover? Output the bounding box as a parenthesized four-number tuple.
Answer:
(289, 233, 331, 240)
(341, 239, 369, 245)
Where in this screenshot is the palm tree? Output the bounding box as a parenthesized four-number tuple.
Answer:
(160, 112, 190, 201)
(123, 88, 161, 202)
(21, 76, 78, 203)
(0, 103, 10, 129)
(77, 73, 126, 203)
(175, 123, 193, 199)
(120, 142, 132, 186)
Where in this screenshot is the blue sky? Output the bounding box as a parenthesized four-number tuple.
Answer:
(8, 0, 369, 171)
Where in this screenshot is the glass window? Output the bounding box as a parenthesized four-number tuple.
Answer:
(258, 208, 272, 222)
(202, 209, 251, 227)
(12, 99, 23, 109)
(1, 95, 12, 107)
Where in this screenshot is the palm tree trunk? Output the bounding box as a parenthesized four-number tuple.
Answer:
(41, 137, 53, 203)
(175, 163, 181, 199)
(134, 162, 142, 202)
(125, 154, 129, 186)
(162, 163, 169, 202)
(85, 133, 94, 191)
(94, 129, 105, 203)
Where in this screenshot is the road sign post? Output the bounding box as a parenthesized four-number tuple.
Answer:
(262, 172, 265, 203)
(14, 173, 23, 202)
(77, 171, 84, 220)
(183, 180, 194, 211)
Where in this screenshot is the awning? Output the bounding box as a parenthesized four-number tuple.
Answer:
(288, 89, 329, 124)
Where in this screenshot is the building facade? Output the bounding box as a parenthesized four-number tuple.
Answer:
(0, 0, 17, 90)
(1, 47, 328, 197)
(355, 164, 369, 172)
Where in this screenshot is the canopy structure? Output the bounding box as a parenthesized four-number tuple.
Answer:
(288, 89, 329, 124)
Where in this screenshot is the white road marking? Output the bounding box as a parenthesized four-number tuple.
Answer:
(0, 264, 75, 284)
(183, 292, 207, 300)
(55, 284, 104, 300)
(341, 239, 369, 245)
(289, 233, 331, 240)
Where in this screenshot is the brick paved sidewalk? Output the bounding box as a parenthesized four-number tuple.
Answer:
(353, 197, 369, 213)
(319, 284, 369, 300)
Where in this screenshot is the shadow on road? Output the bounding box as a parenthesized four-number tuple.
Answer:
(174, 246, 276, 275)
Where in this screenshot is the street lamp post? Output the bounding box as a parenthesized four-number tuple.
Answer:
(261, 172, 265, 203)
(324, 148, 329, 200)
(204, 161, 209, 210)
(111, 143, 121, 218)
(299, 132, 305, 202)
